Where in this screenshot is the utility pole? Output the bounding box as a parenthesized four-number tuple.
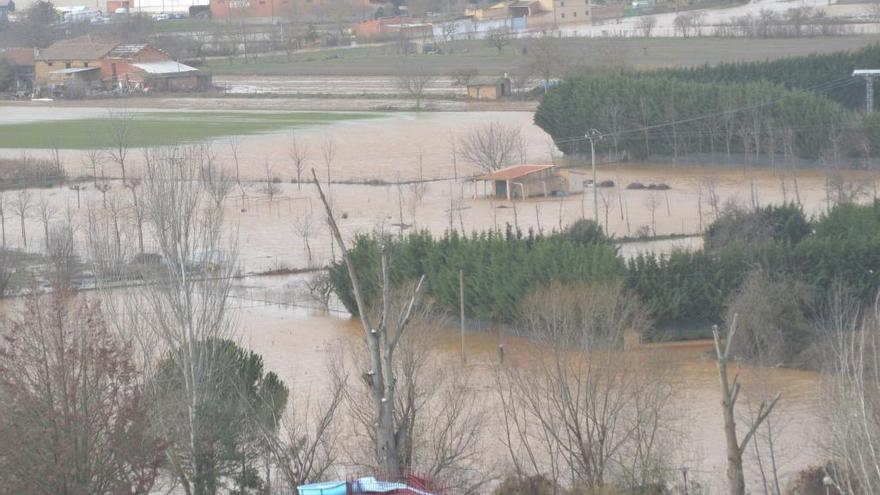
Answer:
(854, 69, 880, 113)
(585, 129, 603, 224)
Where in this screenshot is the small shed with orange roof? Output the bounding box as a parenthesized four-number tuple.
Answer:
(472, 163, 580, 200)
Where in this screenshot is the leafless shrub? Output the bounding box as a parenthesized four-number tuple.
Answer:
(259, 366, 346, 491)
(106, 110, 133, 181)
(638, 16, 658, 37)
(496, 282, 677, 492)
(304, 270, 333, 310)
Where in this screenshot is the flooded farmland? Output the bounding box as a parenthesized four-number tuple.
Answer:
(0, 104, 858, 492)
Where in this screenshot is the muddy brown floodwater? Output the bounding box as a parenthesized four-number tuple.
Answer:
(229, 274, 823, 493)
(0, 106, 851, 491)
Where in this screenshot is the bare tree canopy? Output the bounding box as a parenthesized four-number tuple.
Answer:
(0, 291, 165, 495)
(397, 64, 436, 111)
(496, 282, 677, 492)
(458, 121, 524, 173)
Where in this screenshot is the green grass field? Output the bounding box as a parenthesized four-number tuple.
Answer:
(203, 37, 880, 77)
(0, 111, 379, 149)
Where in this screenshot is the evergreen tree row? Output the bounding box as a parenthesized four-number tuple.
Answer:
(329, 205, 880, 337)
(535, 74, 856, 161)
(645, 44, 880, 110)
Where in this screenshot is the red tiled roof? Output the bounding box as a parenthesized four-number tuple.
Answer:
(474, 164, 554, 181)
(0, 48, 34, 66)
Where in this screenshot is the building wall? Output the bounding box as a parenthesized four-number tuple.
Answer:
(210, 0, 370, 21)
(467, 84, 499, 100)
(431, 16, 526, 40)
(101, 46, 171, 87)
(553, 0, 591, 24)
(35, 59, 96, 86)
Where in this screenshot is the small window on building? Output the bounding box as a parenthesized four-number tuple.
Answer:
(65, 62, 71, 69)
(560, 1, 564, 5)
(560, 12, 565, 17)
(84, 62, 89, 67)
(48, 62, 53, 66)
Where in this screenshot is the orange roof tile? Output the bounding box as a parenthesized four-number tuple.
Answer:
(473, 164, 554, 181)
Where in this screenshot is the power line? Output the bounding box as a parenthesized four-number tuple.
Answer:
(545, 76, 860, 148)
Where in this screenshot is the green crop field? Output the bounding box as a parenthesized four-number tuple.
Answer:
(0, 111, 380, 149)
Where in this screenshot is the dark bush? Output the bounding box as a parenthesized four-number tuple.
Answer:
(704, 203, 811, 250)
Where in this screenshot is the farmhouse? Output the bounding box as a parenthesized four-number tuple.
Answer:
(102, 43, 211, 91)
(472, 164, 588, 200)
(0, 48, 35, 91)
(33, 38, 210, 92)
(466, 76, 511, 100)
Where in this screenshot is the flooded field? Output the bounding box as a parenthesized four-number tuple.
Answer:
(2, 107, 871, 271)
(224, 273, 824, 492)
(216, 75, 468, 97)
(0, 104, 859, 491)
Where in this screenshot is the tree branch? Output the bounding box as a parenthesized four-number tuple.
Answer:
(311, 169, 373, 335)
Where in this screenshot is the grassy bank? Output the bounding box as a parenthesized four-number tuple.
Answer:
(0, 111, 380, 149)
(203, 36, 879, 77)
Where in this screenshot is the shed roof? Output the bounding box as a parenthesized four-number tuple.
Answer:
(132, 61, 199, 75)
(467, 76, 510, 86)
(48, 66, 100, 74)
(474, 164, 554, 181)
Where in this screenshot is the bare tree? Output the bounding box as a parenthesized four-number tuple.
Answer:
(527, 37, 566, 89)
(0, 291, 164, 495)
(293, 206, 315, 265)
(638, 16, 658, 37)
(713, 314, 781, 495)
(199, 160, 234, 210)
(459, 121, 523, 173)
(321, 136, 336, 188)
(12, 190, 32, 248)
(229, 135, 244, 185)
(486, 27, 511, 53)
(264, 157, 279, 201)
(96, 183, 112, 209)
(107, 110, 134, 181)
(48, 214, 78, 289)
(312, 170, 427, 478)
(124, 179, 147, 255)
(115, 146, 239, 495)
(289, 131, 308, 190)
(332, 301, 489, 492)
(36, 196, 56, 251)
(496, 282, 676, 491)
(260, 373, 345, 491)
(397, 64, 435, 111)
